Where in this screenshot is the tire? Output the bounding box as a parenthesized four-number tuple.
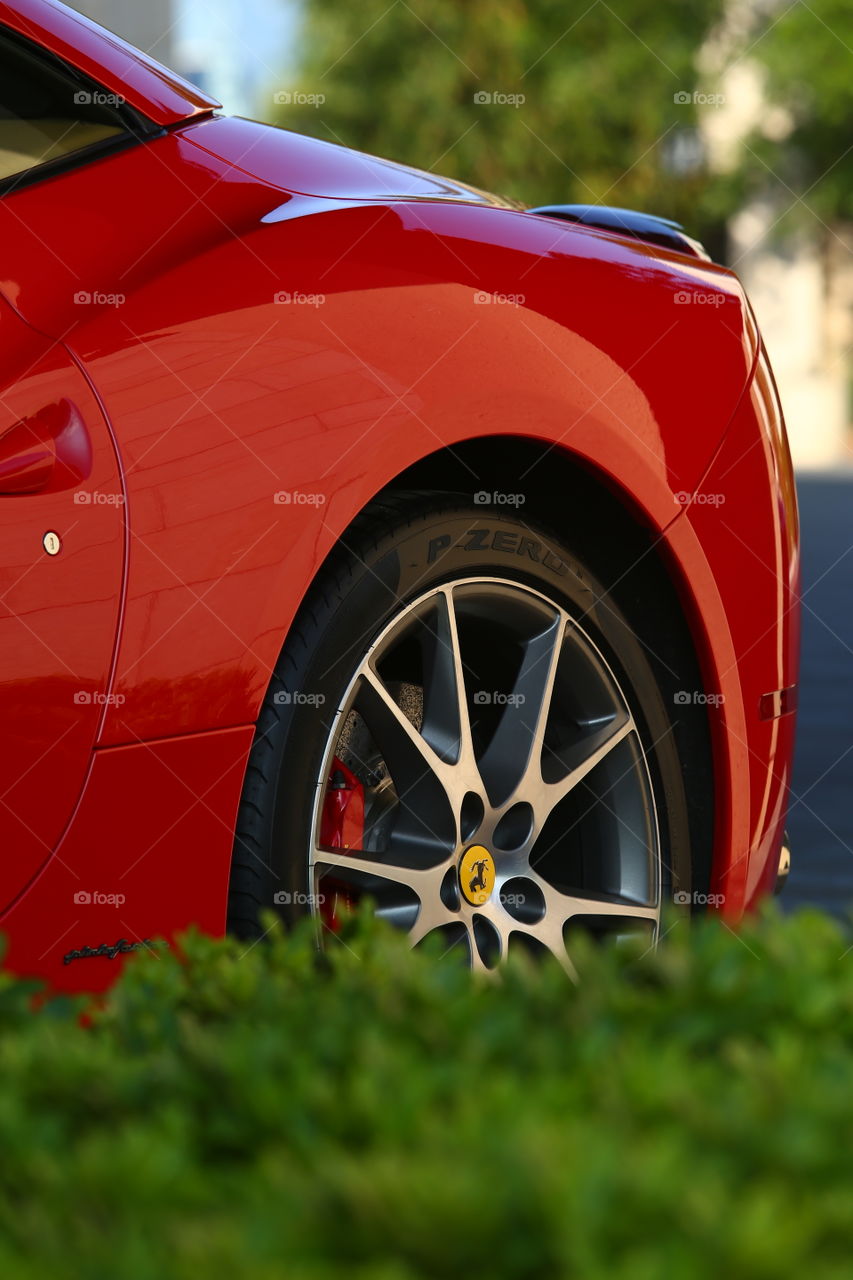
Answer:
(228, 491, 694, 970)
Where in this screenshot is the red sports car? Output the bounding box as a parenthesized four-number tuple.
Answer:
(0, 0, 798, 991)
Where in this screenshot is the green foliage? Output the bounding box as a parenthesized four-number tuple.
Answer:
(1, 908, 853, 1277)
(734, 0, 853, 227)
(277, 0, 725, 234)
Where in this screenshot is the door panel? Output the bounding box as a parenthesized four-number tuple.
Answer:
(0, 294, 124, 911)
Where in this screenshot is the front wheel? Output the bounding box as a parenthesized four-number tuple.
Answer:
(229, 493, 695, 973)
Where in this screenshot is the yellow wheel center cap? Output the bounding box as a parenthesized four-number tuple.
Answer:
(459, 845, 495, 906)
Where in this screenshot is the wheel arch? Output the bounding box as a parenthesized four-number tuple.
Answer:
(266, 432, 717, 901)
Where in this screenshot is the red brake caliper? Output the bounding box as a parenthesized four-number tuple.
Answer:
(318, 756, 365, 931)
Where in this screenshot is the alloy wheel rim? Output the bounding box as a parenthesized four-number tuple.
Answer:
(309, 577, 661, 976)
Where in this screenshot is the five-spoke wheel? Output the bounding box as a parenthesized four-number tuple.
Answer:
(311, 579, 660, 974)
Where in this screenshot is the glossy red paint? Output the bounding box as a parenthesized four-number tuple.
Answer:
(0, 294, 124, 912)
(2, 124, 758, 747)
(0, 726, 253, 992)
(677, 344, 799, 914)
(184, 113, 513, 204)
(0, 0, 799, 989)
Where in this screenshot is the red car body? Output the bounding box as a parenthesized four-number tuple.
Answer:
(0, 0, 798, 991)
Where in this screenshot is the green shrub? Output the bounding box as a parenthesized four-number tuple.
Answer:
(1, 906, 852, 1279)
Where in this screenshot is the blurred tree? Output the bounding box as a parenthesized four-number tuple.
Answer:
(276, 0, 726, 238)
(732, 0, 853, 446)
(737, 0, 853, 228)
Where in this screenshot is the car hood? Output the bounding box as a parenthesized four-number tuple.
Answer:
(183, 115, 520, 208)
(182, 119, 709, 265)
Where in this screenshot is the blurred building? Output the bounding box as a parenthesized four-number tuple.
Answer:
(69, 0, 297, 119)
(701, 40, 852, 469)
(70, 0, 177, 70)
(729, 207, 852, 469)
(174, 0, 297, 117)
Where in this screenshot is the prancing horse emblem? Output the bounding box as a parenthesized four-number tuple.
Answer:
(469, 858, 489, 896)
(459, 844, 494, 904)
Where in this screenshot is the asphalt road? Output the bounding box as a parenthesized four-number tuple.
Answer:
(784, 473, 853, 919)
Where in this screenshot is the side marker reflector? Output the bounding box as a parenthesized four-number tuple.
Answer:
(759, 686, 797, 720)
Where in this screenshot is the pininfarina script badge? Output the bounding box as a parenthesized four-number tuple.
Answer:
(63, 938, 168, 966)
